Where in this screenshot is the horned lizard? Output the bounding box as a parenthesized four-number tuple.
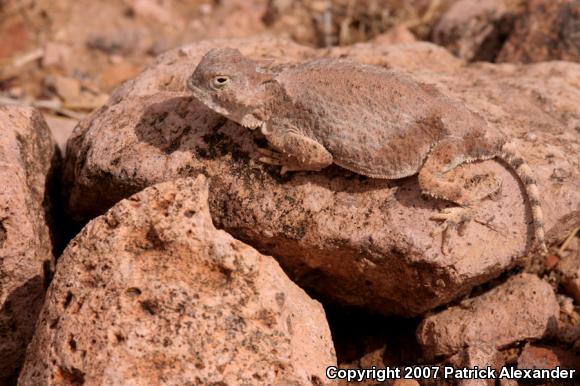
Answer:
(186, 48, 546, 255)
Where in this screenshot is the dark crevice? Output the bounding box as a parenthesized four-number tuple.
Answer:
(57, 366, 85, 385)
(0, 220, 6, 249)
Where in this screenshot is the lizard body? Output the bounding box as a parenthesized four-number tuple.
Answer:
(186, 48, 546, 254)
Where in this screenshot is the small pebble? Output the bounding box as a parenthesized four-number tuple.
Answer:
(525, 132, 538, 142)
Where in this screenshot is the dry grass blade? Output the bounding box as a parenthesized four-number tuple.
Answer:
(0, 96, 86, 120)
(558, 226, 579, 256)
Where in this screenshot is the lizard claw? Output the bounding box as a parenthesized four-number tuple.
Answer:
(258, 156, 282, 166)
(255, 147, 303, 175)
(256, 147, 280, 158)
(430, 207, 473, 255)
(256, 147, 285, 168)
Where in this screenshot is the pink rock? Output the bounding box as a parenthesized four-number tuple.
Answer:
(18, 176, 336, 385)
(417, 274, 559, 359)
(371, 26, 417, 46)
(448, 345, 503, 386)
(517, 344, 580, 371)
(0, 106, 58, 382)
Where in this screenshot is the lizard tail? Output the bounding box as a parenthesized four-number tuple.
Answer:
(500, 142, 547, 254)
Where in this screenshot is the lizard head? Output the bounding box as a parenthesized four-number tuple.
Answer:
(187, 48, 272, 129)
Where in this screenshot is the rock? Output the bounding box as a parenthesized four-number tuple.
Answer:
(417, 274, 559, 359)
(45, 74, 82, 102)
(0, 106, 58, 382)
(62, 38, 580, 316)
(392, 380, 419, 386)
(558, 244, 580, 303)
(543, 253, 560, 270)
(517, 344, 580, 371)
(0, 19, 33, 60)
(18, 176, 336, 385)
(432, 0, 522, 61)
(496, 0, 580, 63)
(98, 60, 143, 92)
(338, 347, 385, 386)
(370, 26, 417, 46)
(127, 0, 173, 24)
(448, 345, 503, 386)
(42, 42, 72, 69)
(551, 311, 580, 348)
(559, 293, 575, 314)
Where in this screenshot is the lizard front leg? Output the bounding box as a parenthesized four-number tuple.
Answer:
(257, 121, 333, 173)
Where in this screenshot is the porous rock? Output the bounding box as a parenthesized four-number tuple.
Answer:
(18, 176, 336, 385)
(0, 106, 58, 382)
(62, 38, 580, 316)
(417, 274, 559, 359)
(447, 345, 503, 386)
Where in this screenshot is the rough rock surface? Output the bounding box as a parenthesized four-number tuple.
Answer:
(559, 249, 580, 303)
(496, 0, 580, 63)
(62, 38, 580, 316)
(416, 274, 559, 359)
(338, 347, 386, 386)
(447, 345, 502, 386)
(431, 0, 521, 61)
(517, 344, 580, 371)
(19, 176, 336, 386)
(0, 106, 58, 382)
(392, 380, 420, 386)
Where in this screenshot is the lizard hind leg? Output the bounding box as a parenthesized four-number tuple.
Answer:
(418, 137, 502, 254)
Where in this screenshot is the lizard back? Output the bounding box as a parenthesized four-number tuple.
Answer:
(272, 58, 487, 179)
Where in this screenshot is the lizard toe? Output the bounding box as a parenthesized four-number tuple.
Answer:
(430, 206, 474, 255)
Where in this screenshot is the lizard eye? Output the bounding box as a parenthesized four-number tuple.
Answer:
(210, 75, 231, 90)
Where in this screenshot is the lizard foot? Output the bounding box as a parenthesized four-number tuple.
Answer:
(256, 147, 283, 165)
(255, 147, 306, 174)
(430, 207, 473, 255)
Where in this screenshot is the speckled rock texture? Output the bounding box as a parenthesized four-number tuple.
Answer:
(0, 106, 58, 382)
(448, 345, 503, 386)
(61, 38, 580, 316)
(416, 274, 559, 359)
(18, 176, 336, 386)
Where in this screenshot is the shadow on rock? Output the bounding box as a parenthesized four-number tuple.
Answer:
(0, 276, 45, 385)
